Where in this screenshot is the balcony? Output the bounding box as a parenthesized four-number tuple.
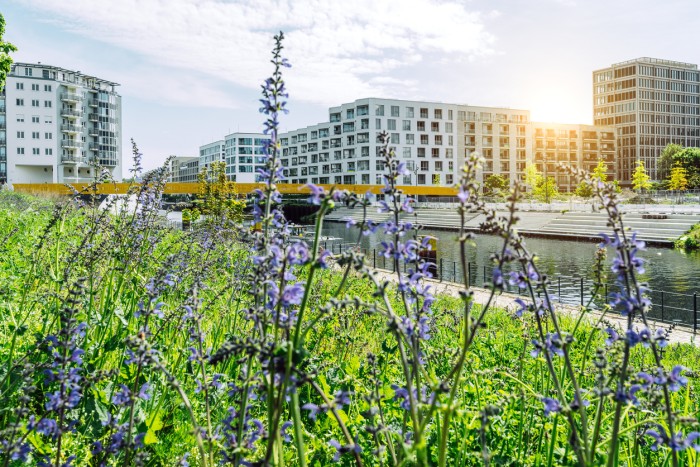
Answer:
(0, 105, 5, 113)
(0, 139, 5, 145)
(61, 109, 83, 118)
(88, 113, 99, 122)
(60, 93, 83, 103)
(61, 124, 82, 133)
(0, 122, 6, 130)
(61, 155, 83, 164)
(89, 143, 99, 151)
(88, 99, 99, 107)
(61, 140, 82, 149)
(89, 127, 99, 136)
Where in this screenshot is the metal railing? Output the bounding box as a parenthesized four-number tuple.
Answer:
(325, 241, 699, 332)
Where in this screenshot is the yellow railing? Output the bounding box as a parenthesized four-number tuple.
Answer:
(13, 182, 459, 197)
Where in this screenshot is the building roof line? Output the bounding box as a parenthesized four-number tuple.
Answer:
(11, 62, 121, 87)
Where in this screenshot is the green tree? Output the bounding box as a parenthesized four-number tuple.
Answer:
(592, 159, 609, 183)
(632, 160, 652, 192)
(0, 14, 17, 91)
(195, 161, 245, 224)
(533, 176, 558, 202)
(658, 143, 683, 181)
(483, 174, 508, 195)
(574, 180, 593, 198)
(673, 147, 700, 188)
(669, 163, 688, 192)
(524, 163, 542, 191)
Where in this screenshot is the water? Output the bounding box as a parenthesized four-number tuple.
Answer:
(322, 223, 700, 327)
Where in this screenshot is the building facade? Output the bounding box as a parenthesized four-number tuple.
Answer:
(532, 123, 616, 191)
(275, 98, 531, 188)
(593, 57, 700, 184)
(168, 156, 199, 183)
(1, 62, 122, 185)
(223, 132, 269, 183)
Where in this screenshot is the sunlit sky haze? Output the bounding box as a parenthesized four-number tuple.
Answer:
(3, 0, 699, 175)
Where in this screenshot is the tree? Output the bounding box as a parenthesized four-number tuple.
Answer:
(484, 174, 508, 195)
(658, 144, 683, 181)
(592, 159, 609, 183)
(632, 160, 652, 192)
(524, 163, 542, 192)
(574, 180, 593, 198)
(668, 163, 688, 192)
(533, 176, 558, 202)
(0, 14, 17, 91)
(673, 147, 700, 188)
(195, 161, 245, 224)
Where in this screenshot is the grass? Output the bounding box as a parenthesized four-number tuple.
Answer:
(0, 189, 699, 465)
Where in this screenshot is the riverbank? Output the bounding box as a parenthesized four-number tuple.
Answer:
(325, 206, 700, 246)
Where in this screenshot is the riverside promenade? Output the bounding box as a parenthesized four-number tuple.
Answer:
(326, 202, 700, 246)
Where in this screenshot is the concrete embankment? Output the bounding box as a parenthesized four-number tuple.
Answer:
(325, 206, 700, 246)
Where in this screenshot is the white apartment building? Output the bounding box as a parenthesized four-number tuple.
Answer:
(224, 132, 269, 183)
(593, 57, 700, 183)
(0, 62, 122, 185)
(199, 140, 225, 172)
(276, 98, 531, 188)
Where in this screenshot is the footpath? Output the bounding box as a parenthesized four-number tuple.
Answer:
(371, 269, 699, 348)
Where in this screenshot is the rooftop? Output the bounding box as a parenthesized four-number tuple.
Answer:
(611, 57, 698, 70)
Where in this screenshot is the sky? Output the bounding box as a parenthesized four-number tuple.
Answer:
(2, 0, 699, 176)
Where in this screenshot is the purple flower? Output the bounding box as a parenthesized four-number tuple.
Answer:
(281, 283, 304, 308)
(513, 298, 528, 317)
(302, 403, 322, 420)
(542, 397, 561, 416)
(307, 183, 325, 205)
(604, 327, 619, 345)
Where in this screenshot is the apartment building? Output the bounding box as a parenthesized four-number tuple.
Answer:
(274, 98, 530, 188)
(224, 132, 269, 183)
(199, 140, 225, 172)
(168, 156, 199, 183)
(593, 57, 700, 184)
(532, 123, 616, 191)
(0, 62, 122, 185)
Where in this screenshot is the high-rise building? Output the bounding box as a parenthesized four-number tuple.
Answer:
(223, 132, 269, 183)
(593, 57, 700, 184)
(0, 62, 122, 185)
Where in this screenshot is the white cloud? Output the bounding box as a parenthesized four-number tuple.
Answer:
(19, 0, 496, 107)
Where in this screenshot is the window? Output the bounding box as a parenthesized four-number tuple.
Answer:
(435, 161, 443, 171)
(346, 109, 354, 119)
(403, 147, 411, 158)
(435, 135, 443, 145)
(431, 122, 439, 132)
(446, 174, 453, 184)
(406, 107, 414, 118)
(387, 119, 396, 130)
(32, 132, 40, 139)
(32, 148, 40, 155)
(417, 148, 426, 157)
(375, 118, 382, 130)
(420, 161, 429, 171)
(434, 109, 442, 119)
(24, 68, 32, 76)
(44, 84, 52, 92)
(16, 82, 24, 90)
(45, 132, 52, 139)
(31, 100, 39, 107)
(420, 134, 428, 145)
(16, 115, 24, 122)
(445, 122, 453, 132)
(375, 104, 384, 116)
(406, 134, 414, 145)
(420, 108, 428, 118)
(44, 101, 52, 108)
(17, 131, 24, 138)
(16, 98, 24, 106)
(402, 120, 411, 131)
(45, 148, 53, 155)
(417, 121, 425, 131)
(391, 133, 399, 144)
(31, 84, 39, 91)
(391, 105, 400, 117)
(448, 110, 453, 120)
(44, 116, 52, 124)
(448, 161, 454, 171)
(17, 147, 24, 154)
(31, 116, 39, 123)
(431, 148, 440, 158)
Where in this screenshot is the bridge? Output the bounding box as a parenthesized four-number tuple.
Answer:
(12, 182, 458, 197)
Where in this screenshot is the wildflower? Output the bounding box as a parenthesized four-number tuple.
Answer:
(542, 397, 561, 416)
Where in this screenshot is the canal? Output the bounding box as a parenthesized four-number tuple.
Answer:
(321, 222, 700, 327)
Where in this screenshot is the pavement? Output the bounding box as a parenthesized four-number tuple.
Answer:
(371, 269, 699, 347)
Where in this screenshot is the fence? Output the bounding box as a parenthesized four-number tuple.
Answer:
(324, 241, 699, 332)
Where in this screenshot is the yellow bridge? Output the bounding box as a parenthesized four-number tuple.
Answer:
(13, 182, 459, 197)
